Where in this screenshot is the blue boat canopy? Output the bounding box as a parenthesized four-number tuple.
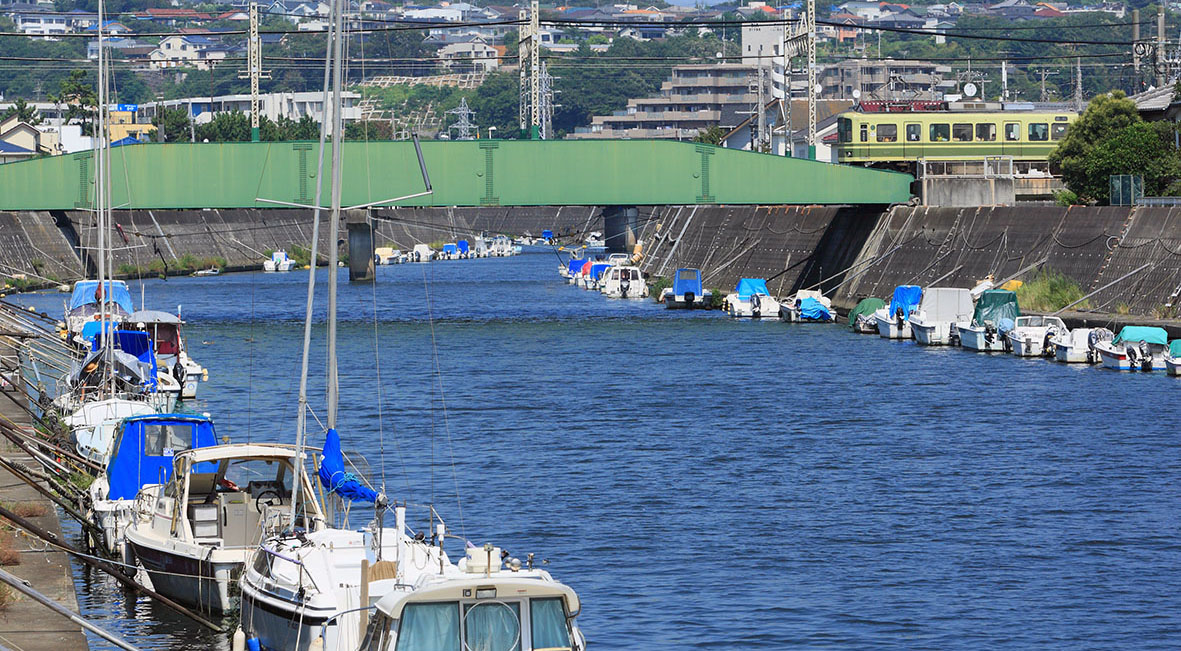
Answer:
(318, 428, 377, 503)
(567, 258, 585, 275)
(442, 243, 458, 254)
(107, 414, 219, 501)
(798, 297, 833, 321)
(735, 278, 769, 298)
(672, 268, 703, 296)
(80, 320, 117, 343)
(456, 240, 469, 253)
(589, 263, 611, 280)
(542, 229, 553, 240)
(888, 285, 923, 320)
(92, 330, 158, 389)
(1113, 326, 1168, 346)
(69, 280, 134, 315)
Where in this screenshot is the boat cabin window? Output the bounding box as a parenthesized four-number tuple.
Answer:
(1051, 123, 1068, 140)
(1028, 123, 1049, 141)
(144, 424, 193, 456)
(388, 598, 570, 651)
(929, 123, 949, 142)
(677, 269, 697, 281)
(464, 602, 521, 651)
(952, 123, 972, 142)
(149, 324, 180, 355)
(397, 602, 461, 651)
(1005, 122, 1020, 141)
(876, 123, 897, 142)
(859, 124, 868, 142)
(975, 123, 996, 141)
(530, 598, 571, 649)
(905, 123, 920, 142)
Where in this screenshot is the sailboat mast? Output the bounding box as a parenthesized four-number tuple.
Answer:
(94, 0, 109, 398)
(288, 0, 337, 528)
(325, 0, 345, 430)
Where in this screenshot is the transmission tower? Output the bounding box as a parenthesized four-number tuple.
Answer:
(447, 97, 477, 140)
(539, 62, 559, 140)
(517, 0, 540, 138)
(238, 2, 271, 142)
(785, 0, 816, 158)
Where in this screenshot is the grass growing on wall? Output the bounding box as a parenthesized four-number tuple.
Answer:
(1016, 268, 1089, 312)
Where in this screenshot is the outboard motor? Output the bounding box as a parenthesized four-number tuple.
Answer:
(684, 291, 695, 305)
(1042, 331, 1055, 358)
(895, 307, 905, 333)
(620, 278, 630, 298)
(1139, 341, 1153, 371)
(1127, 344, 1140, 370)
(751, 294, 762, 318)
(984, 322, 996, 345)
(174, 361, 186, 385)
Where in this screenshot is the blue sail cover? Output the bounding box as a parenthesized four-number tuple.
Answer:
(672, 268, 703, 296)
(888, 285, 923, 320)
(798, 297, 833, 321)
(70, 280, 134, 315)
(107, 414, 219, 500)
(92, 330, 157, 389)
(735, 278, 769, 299)
(318, 428, 377, 503)
(457, 240, 470, 254)
(589, 263, 611, 281)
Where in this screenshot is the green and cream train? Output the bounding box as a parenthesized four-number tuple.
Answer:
(835, 108, 1078, 172)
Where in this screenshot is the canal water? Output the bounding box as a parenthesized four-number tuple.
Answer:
(13, 251, 1181, 649)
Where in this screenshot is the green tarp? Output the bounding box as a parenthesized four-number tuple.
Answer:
(1112, 326, 1168, 346)
(1170, 340, 1181, 358)
(972, 289, 1020, 326)
(848, 297, 885, 328)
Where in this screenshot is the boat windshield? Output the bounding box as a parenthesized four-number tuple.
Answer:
(366, 596, 572, 651)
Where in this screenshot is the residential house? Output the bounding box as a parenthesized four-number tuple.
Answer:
(149, 34, 238, 70)
(133, 8, 213, 24)
(140, 91, 361, 132)
(870, 9, 926, 29)
(437, 41, 500, 72)
(216, 10, 250, 20)
(836, 1, 886, 20)
(0, 114, 53, 162)
(719, 98, 853, 160)
(6, 4, 71, 39)
(828, 13, 865, 43)
(986, 0, 1036, 18)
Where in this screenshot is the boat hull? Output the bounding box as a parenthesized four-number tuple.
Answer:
(1053, 343, 1093, 364)
(239, 583, 338, 651)
(1167, 358, 1181, 376)
(912, 320, 955, 346)
(128, 540, 241, 613)
(874, 314, 911, 339)
(1008, 334, 1045, 357)
(1097, 348, 1165, 371)
(958, 326, 1008, 352)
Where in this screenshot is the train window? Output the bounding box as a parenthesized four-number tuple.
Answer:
(860, 124, 868, 142)
(1028, 123, 1049, 141)
(837, 118, 851, 143)
(975, 123, 996, 141)
(906, 123, 921, 142)
(952, 124, 972, 142)
(877, 124, 897, 142)
(1005, 122, 1020, 141)
(929, 123, 950, 142)
(1051, 123, 1068, 140)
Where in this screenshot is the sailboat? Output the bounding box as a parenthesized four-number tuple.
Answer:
(237, 3, 584, 648)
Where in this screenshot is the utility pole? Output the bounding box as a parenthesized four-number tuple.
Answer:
(1133, 9, 1140, 74)
(1001, 60, 1008, 101)
(1075, 57, 1083, 110)
(238, 2, 270, 142)
(518, 7, 528, 133)
(756, 46, 766, 152)
(1157, 6, 1166, 88)
(1034, 68, 1057, 102)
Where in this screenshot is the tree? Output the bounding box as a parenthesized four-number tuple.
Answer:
(1049, 92, 1146, 203)
(194, 111, 251, 142)
(693, 126, 725, 145)
(1, 98, 42, 125)
(344, 120, 393, 140)
(1083, 121, 1180, 203)
(151, 106, 191, 142)
(49, 70, 97, 135)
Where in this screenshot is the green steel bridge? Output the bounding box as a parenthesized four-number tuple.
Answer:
(0, 140, 911, 210)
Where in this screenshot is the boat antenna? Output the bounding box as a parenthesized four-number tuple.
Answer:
(288, 0, 335, 531)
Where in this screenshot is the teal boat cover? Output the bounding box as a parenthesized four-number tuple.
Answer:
(888, 285, 923, 320)
(1113, 326, 1168, 346)
(1170, 340, 1181, 358)
(972, 289, 1020, 326)
(848, 297, 885, 327)
(735, 278, 769, 298)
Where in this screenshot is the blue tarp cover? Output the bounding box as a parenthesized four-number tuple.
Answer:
(93, 330, 157, 389)
(1113, 326, 1168, 346)
(735, 278, 769, 299)
(672, 268, 703, 296)
(69, 280, 134, 315)
(443, 244, 458, 254)
(589, 263, 610, 280)
(798, 297, 833, 321)
(542, 230, 553, 239)
(567, 258, 584, 275)
(457, 240, 469, 253)
(80, 320, 117, 343)
(318, 428, 377, 503)
(107, 415, 218, 500)
(888, 285, 923, 320)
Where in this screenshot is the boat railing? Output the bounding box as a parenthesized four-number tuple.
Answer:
(258, 543, 322, 595)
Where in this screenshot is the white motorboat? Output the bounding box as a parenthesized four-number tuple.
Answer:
(1166, 340, 1181, 376)
(910, 287, 974, 346)
(1051, 327, 1112, 363)
(88, 413, 219, 562)
(374, 247, 404, 265)
(1006, 315, 1068, 357)
(601, 265, 648, 298)
(1094, 326, 1169, 371)
(578, 262, 611, 290)
(778, 290, 834, 323)
(489, 235, 517, 257)
(660, 268, 711, 309)
(124, 444, 326, 613)
(722, 278, 780, 318)
(263, 250, 298, 272)
(64, 280, 135, 346)
(68, 396, 158, 467)
(439, 243, 461, 260)
(192, 267, 220, 277)
(957, 289, 1020, 352)
(411, 244, 434, 262)
(873, 285, 922, 339)
(130, 309, 206, 400)
(848, 297, 885, 333)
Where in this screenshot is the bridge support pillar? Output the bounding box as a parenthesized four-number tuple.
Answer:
(346, 212, 375, 282)
(603, 205, 638, 254)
